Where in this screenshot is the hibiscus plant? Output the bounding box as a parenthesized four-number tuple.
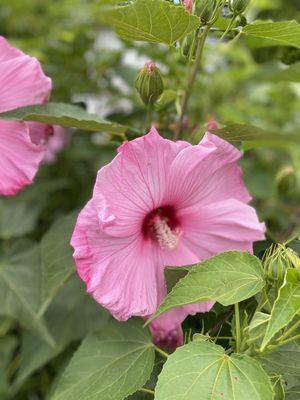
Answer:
(0, 1, 299, 399)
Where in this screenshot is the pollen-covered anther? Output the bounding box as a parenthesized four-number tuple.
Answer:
(152, 216, 180, 251)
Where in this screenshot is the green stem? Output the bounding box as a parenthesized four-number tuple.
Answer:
(138, 388, 155, 395)
(154, 345, 169, 359)
(174, 25, 210, 141)
(220, 14, 238, 40)
(235, 303, 241, 353)
(279, 319, 300, 343)
(144, 103, 153, 132)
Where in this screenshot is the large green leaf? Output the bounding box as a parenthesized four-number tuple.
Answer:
(147, 251, 265, 323)
(39, 213, 77, 316)
(15, 278, 109, 387)
(214, 124, 300, 150)
(243, 21, 300, 49)
(50, 319, 155, 400)
(155, 340, 273, 400)
(99, 0, 200, 45)
(0, 103, 126, 136)
(0, 245, 54, 346)
(261, 269, 300, 350)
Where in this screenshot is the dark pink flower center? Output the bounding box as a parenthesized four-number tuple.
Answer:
(142, 206, 181, 250)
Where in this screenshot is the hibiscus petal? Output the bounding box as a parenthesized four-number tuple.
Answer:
(167, 132, 251, 208)
(0, 36, 23, 61)
(176, 198, 265, 261)
(71, 199, 167, 321)
(0, 121, 45, 195)
(0, 54, 52, 112)
(92, 127, 190, 237)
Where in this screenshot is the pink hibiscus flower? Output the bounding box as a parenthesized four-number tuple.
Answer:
(71, 127, 265, 322)
(0, 36, 52, 196)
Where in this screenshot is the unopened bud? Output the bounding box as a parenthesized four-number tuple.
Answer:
(230, 0, 251, 15)
(135, 62, 164, 106)
(196, 0, 217, 24)
(183, 0, 193, 13)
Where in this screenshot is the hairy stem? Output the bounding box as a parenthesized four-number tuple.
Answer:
(174, 25, 210, 140)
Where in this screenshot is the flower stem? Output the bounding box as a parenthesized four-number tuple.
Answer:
(138, 388, 155, 396)
(234, 303, 241, 353)
(174, 25, 210, 141)
(220, 14, 238, 41)
(154, 345, 169, 359)
(144, 103, 153, 132)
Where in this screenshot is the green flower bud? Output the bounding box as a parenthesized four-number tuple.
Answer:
(135, 62, 164, 106)
(230, 0, 251, 15)
(196, 0, 217, 24)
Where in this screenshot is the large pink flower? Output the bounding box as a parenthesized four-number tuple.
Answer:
(71, 127, 265, 321)
(0, 36, 52, 196)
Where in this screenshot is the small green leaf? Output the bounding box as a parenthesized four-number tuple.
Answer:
(50, 319, 155, 400)
(243, 21, 300, 49)
(246, 312, 270, 346)
(271, 376, 285, 400)
(0, 103, 126, 136)
(0, 336, 18, 397)
(147, 252, 265, 324)
(99, 0, 200, 45)
(155, 341, 273, 400)
(39, 213, 77, 316)
(261, 269, 300, 350)
(0, 246, 54, 346)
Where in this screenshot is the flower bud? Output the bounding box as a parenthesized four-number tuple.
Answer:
(230, 0, 251, 15)
(183, 0, 193, 13)
(135, 61, 164, 106)
(196, 0, 217, 24)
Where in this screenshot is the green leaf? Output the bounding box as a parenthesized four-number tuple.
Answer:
(155, 340, 273, 400)
(15, 278, 109, 387)
(214, 123, 300, 150)
(0, 336, 18, 397)
(286, 385, 300, 400)
(99, 0, 200, 45)
(271, 376, 285, 400)
(257, 63, 300, 83)
(39, 213, 77, 316)
(261, 269, 300, 350)
(0, 245, 54, 346)
(0, 103, 126, 136)
(147, 252, 265, 324)
(243, 21, 300, 49)
(258, 340, 300, 377)
(50, 319, 155, 400)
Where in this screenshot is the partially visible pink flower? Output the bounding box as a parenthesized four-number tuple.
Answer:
(0, 36, 52, 196)
(150, 301, 215, 349)
(43, 125, 69, 164)
(206, 119, 219, 131)
(183, 0, 193, 12)
(145, 61, 156, 74)
(71, 127, 265, 321)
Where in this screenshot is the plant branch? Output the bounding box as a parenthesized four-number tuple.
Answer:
(154, 345, 169, 359)
(138, 388, 155, 395)
(174, 25, 210, 141)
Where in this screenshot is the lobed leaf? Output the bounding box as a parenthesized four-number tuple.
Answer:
(50, 319, 155, 400)
(147, 251, 265, 324)
(155, 340, 273, 400)
(99, 0, 200, 45)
